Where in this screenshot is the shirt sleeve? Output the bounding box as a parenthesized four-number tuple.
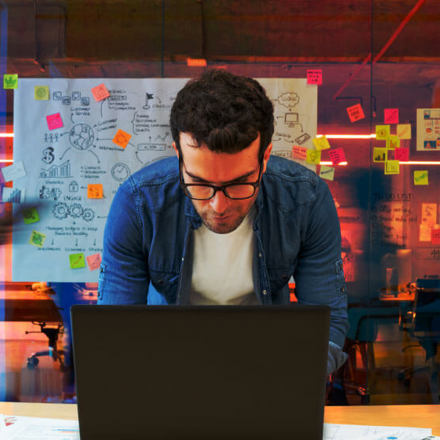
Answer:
(293, 178, 349, 372)
(97, 181, 149, 305)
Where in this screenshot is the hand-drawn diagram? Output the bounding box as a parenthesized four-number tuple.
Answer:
(13, 78, 316, 282)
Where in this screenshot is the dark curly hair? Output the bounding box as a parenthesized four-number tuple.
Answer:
(170, 70, 274, 161)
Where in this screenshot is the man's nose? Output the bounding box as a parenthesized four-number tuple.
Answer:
(209, 189, 230, 214)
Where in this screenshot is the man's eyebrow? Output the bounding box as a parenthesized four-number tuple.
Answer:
(184, 168, 257, 185)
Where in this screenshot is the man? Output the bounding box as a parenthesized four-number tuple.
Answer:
(98, 70, 348, 374)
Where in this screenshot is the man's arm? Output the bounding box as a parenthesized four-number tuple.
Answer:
(98, 182, 150, 305)
(293, 178, 348, 374)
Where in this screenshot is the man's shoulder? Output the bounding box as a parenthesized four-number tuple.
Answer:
(263, 155, 326, 207)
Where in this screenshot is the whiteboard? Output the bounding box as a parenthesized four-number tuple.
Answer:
(12, 78, 316, 282)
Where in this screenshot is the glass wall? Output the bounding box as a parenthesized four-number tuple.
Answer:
(0, 0, 439, 404)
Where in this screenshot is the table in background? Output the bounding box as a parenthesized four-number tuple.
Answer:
(0, 402, 439, 435)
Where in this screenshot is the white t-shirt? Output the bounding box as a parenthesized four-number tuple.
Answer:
(190, 212, 258, 305)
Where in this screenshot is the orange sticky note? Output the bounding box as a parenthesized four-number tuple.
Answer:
(86, 253, 102, 271)
(397, 123, 411, 139)
(87, 184, 104, 199)
(186, 58, 207, 67)
(432, 228, 440, 245)
(91, 83, 110, 102)
(292, 145, 307, 161)
(113, 129, 132, 149)
(346, 103, 365, 122)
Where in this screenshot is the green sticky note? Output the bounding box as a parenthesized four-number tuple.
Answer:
(414, 170, 428, 185)
(29, 230, 46, 247)
(3, 74, 18, 89)
(69, 253, 86, 269)
(23, 207, 40, 224)
(34, 86, 50, 100)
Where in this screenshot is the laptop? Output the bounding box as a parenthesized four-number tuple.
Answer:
(71, 305, 330, 440)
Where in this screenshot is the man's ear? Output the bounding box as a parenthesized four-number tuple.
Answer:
(262, 143, 272, 174)
(172, 142, 179, 158)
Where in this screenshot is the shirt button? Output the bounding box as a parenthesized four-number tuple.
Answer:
(262, 289, 267, 296)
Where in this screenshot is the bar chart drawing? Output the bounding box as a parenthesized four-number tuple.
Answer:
(40, 160, 72, 178)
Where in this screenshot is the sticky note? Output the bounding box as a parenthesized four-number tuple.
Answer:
(306, 70, 322, 85)
(419, 224, 431, 242)
(329, 148, 346, 165)
(186, 58, 207, 67)
(432, 228, 440, 245)
(319, 166, 335, 181)
(91, 83, 110, 102)
(3, 74, 18, 89)
(312, 136, 330, 151)
(384, 160, 400, 175)
(306, 149, 321, 165)
(86, 253, 102, 271)
(346, 103, 365, 122)
(376, 125, 390, 140)
(386, 135, 400, 149)
(34, 86, 49, 100)
(396, 123, 411, 139)
(113, 129, 132, 149)
(87, 183, 104, 199)
(421, 203, 437, 227)
(46, 113, 63, 130)
(414, 170, 428, 185)
(29, 230, 46, 247)
(22, 208, 40, 224)
(1, 161, 26, 182)
(373, 147, 387, 162)
(394, 147, 409, 162)
(292, 145, 307, 161)
(384, 108, 399, 124)
(69, 253, 86, 269)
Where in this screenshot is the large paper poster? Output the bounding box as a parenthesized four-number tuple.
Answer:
(416, 108, 440, 151)
(12, 78, 316, 282)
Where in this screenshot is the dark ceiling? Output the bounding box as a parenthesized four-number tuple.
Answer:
(2, 0, 440, 78)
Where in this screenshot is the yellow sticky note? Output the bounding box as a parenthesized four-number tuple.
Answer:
(397, 123, 411, 139)
(384, 160, 400, 175)
(386, 135, 400, 149)
(34, 86, 49, 100)
(3, 74, 18, 89)
(29, 230, 46, 247)
(319, 166, 335, 181)
(306, 149, 321, 165)
(87, 184, 104, 199)
(113, 129, 132, 149)
(373, 147, 387, 162)
(414, 170, 428, 185)
(376, 125, 390, 140)
(312, 136, 330, 151)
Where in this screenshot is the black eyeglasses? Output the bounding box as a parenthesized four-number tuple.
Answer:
(179, 154, 263, 201)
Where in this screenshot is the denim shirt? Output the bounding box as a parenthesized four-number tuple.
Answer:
(98, 155, 348, 373)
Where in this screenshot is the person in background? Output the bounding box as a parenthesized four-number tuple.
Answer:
(98, 70, 348, 374)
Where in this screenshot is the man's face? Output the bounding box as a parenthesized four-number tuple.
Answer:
(175, 132, 272, 234)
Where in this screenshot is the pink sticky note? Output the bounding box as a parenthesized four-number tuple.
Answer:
(292, 145, 308, 161)
(394, 147, 409, 162)
(86, 253, 102, 271)
(384, 108, 399, 124)
(46, 113, 63, 130)
(346, 103, 365, 123)
(329, 148, 346, 165)
(432, 229, 440, 245)
(91, 83, 110, 102)
(306, 70, 322, 85)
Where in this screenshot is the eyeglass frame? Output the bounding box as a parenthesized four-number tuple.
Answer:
(178, 153, 264, 201)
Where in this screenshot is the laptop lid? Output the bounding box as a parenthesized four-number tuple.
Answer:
(71, 305, 330, 440)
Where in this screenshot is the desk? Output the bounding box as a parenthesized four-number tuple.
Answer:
(0, 402, 439, 434)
